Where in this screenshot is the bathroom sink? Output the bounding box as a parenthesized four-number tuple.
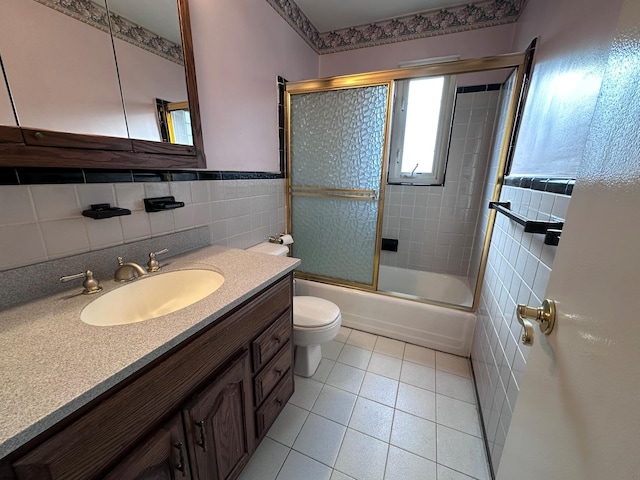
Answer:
(81, 269, 225, 326)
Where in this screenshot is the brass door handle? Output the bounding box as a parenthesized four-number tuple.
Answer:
(516, 299, 556, 346)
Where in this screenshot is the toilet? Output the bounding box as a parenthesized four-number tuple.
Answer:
(246, 242, 342, 377)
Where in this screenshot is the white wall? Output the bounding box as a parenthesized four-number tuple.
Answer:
(189, 0, 318, 171)
(508, 0, 624, 177)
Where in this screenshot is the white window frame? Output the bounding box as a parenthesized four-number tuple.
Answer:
(387, 75, 457, 186)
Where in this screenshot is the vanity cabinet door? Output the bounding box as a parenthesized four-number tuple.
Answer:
(102, 413, 192, 480)
(182, 351, 255, 480)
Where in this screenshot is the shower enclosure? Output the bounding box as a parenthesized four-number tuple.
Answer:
(286, 51, 532, 310)
(288, 84, 391, 288)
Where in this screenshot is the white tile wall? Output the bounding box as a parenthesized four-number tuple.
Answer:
(0, 179, 286, 271)
(468, 78, 515, 295)
(471, 185, 571, 473)
(381, 89, 499, 277)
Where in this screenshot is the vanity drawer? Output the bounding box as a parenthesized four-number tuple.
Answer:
(254, 340, 292, 406)
(255, 370, 294, 440)
(252, 311, 292, 372)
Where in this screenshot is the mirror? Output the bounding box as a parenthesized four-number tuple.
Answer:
(0, 57, 17, 126)
(106, 0, 192, 145)
(0, 0, 128, 137)
(0, 0, 205, 168)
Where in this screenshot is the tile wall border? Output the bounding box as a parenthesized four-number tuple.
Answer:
(0, 167, 283, 186)
(504, 176, 575, 195)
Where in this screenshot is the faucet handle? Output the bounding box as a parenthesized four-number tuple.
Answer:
(60, 270, 102, 295)
(147, 248, 169, 272)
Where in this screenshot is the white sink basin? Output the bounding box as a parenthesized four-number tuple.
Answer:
(81, 269, 225, 327)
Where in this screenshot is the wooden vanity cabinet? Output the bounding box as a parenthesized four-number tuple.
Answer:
(7, 273, 294, 480)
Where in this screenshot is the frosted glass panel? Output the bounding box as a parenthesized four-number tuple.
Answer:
(290, 85, 388, 191)
(289, 84, 388, 287)
(291, 196, 378, 285)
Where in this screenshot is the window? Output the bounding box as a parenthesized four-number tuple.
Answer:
(156, 99, 194, 146)
(388, 75, 456, 185)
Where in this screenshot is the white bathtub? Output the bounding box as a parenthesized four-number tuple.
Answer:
(295, 278, 476, 357)
(377, 265, 474, 307)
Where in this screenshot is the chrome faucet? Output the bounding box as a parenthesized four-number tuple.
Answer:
(114, 257, 148, 282)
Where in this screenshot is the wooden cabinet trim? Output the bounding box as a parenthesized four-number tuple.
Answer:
(21, 128, 133, 151)
(0, 126, 24, 145)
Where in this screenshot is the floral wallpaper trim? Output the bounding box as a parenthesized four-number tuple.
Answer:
(34, 0, 184, 65)
(266, 0, 527, 54)
(265, 0, 321, 52)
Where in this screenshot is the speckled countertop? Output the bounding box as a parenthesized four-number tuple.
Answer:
(0, 245, 300, 459)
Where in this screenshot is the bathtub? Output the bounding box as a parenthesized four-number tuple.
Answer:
(377, 265, 473, 307)
(295, 278, 476, 357)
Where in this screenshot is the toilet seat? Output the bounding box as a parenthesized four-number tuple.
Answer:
(293, 296, 341, 330)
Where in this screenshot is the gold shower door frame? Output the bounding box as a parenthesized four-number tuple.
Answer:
(285, 51, 530, 310)
(286, 80, 394, 291)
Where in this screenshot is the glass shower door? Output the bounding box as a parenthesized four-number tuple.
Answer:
(288, 84, 390, 288)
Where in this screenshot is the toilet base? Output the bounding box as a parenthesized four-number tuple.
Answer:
(294, 344, 322, 377)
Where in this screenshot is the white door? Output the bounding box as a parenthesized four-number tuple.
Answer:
(497, 1, 640, 479)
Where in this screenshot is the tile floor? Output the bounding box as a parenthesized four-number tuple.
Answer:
(238, 327, 490, 480)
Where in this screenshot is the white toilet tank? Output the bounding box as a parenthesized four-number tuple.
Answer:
(246, 242, 289, 257)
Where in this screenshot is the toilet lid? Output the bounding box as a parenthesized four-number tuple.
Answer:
(293, 296, 341, 328)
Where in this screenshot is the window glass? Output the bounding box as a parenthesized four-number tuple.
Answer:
(388, 75, 456, 185)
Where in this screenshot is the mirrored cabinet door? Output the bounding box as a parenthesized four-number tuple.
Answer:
(0, 57, 17, 127)
(0, 0, 128, 138)
(106, 0, 193, 145)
